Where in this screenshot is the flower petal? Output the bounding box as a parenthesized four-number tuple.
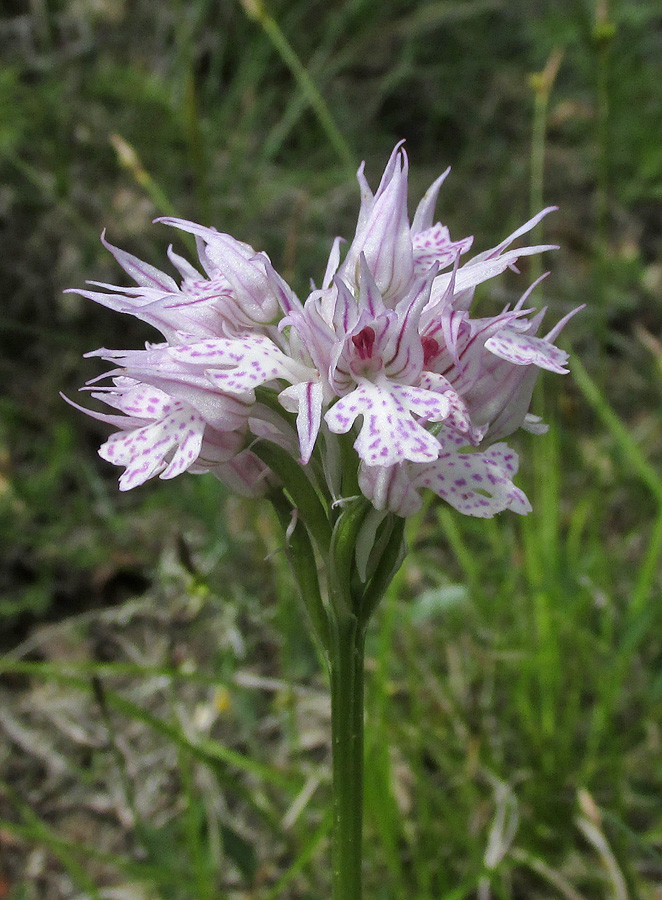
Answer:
(279, 380, 324, 464)
(338, 147, 414, 304)
(325, 379, 446, 466)
(100, 231, 179, 291)
(358, 461, 422, 517)
(212, 449, 273, 497)
(411, 166, 451, 234)
(485, 328, 569, 373)
(99, 403, 206, 490)
(414, 442, 531, 517)
(169, 335, 306, 396)
(413, 224, 473, 275)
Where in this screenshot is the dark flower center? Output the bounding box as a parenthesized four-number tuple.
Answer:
(421, 335, 440, 367)
(352, 326, 376, 360)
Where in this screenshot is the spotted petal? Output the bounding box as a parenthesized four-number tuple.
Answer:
(99, 401, 206, 490)
(485, 328, 569, 373)
(413, 224, 473, 275)
(99, 383, 180, 419)
(325, 378, 449, 466)
(169, 335, 308, 397)
(414, 442, 531, 517)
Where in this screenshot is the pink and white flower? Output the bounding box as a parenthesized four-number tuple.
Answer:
(67, 144, 580, 518)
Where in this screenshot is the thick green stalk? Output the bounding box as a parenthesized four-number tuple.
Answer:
(329, 610, 366, 900)
(271, 487, 405, 900)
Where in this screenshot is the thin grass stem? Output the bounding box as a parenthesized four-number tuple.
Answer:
(238, 0, 355, 173)
(528, 49, 563, 283)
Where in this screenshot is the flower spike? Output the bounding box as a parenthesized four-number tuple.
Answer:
(67, 144, 579, 515)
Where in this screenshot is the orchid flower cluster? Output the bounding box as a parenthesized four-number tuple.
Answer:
(68, 144, 578, 523)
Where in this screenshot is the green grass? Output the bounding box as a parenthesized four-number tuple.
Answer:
(1, 0, 662, 896)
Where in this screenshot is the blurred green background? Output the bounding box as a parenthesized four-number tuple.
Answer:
(1, 0, 662, 898)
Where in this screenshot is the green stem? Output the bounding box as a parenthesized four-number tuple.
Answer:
(269, 478, 405, 900)
(329, 611, 366, 900)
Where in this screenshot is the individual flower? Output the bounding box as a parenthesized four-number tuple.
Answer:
(358, 431, 531, 519)
(67, 143, 580, 518)
(68, 224, 290, 341)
